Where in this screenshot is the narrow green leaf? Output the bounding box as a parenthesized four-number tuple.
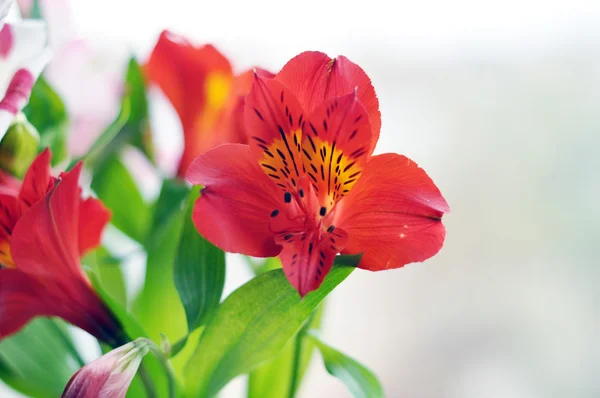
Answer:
(0, 319, 81, 398)
(132, 179, 189, 374)
(83, 246, 127, 306)
(307, 333, 384, 398)
(22, 77, 68, 165)
(81, 58, 153, 169)
(89, 270, 172, 397)
(91, 155, 150, 242)
(183, 263, 355, 397)
(174, 188, 225, 332)
(247, 303, 324, 398)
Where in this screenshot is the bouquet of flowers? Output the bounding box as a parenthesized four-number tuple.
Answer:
(0, 1, 448, 397)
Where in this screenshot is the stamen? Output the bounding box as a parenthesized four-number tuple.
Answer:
(319, 207, 327, 216)
(284, 192, 292, 203)
(271, 209, 279, 217)
(327, 225, 336, 233)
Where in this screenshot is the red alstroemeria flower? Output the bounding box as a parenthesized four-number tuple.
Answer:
(145, 30, 273, 177)
(187, 51, 450, 296)
(0, 148, 124, 344)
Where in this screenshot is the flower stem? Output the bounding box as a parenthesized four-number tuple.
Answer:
(287, 333, 304, 398)
(141, 338, 177, 398)
(137, 364, 158, 398)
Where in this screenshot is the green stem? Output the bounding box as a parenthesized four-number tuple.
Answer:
(141, 338, 177, 398)
(287, 333, 304, 398)
(137, 363, 158, 398)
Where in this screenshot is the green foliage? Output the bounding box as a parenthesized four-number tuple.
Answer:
(0, 319, 82, 398)
(92, 154, 151, 243)
(183, 258, 357, 397)
(308, 332, 384, 398)
(248, 304, 325, 398)
(132, 179, 189, 362)
(22, 77, 68, 166)
(174, 187, 226, 332)
(86, 59, 153, 169)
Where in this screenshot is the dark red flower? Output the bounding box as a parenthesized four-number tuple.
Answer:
(145, 30, 273, 177)
(187, 52, 449, 296)
(0, 149, 123, 344)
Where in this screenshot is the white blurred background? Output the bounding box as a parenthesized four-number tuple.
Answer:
(8, 0, 600, 396)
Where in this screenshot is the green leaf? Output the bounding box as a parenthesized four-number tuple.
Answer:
(174, 187, 225, 332)
(183, 260, 355, 397)
(132, 179, 189, 371)
(83, 246, 127, 306)
(89, 270, 172, 398)
(22, 77, 68, 165)
(247, 303, 325, 398)
(307, 333, 384, 398)
(81, 97, 130, 170)
(91, 154, 150, 242)
(123, 58, 154, 162)
(0, 319, 82, 398)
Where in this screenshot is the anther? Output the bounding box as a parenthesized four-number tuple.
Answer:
(319, 207, 327, 216)
(327, 225, 336, 233)
(284, 192, 292, 203)
(270, 209, 279, 218)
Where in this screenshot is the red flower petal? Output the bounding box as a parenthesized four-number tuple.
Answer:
(0, 194, 26, 267)
(12, 162, 83, 279)
(245, 73, 306, 192)
(0, 168, 21, 196)
(276, 52, 381, 154)
(335, 153, 449, 271)
(300, 92, 372, 211)
(326, 56, 381, 155)
(78, 197, 111, 257)
(186, 144, 283, 257)
(275, 51, 332, 116)
(19, 148, 55, 207)
(0, 268, 49, 340)
(277, 226, 348, 297)
(145, 31, 235, 177)
(10, 162, 122, 343)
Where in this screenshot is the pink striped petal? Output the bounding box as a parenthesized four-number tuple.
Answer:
(62, 339, 150, 398)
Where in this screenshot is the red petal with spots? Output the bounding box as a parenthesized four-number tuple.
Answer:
(186, 144, 283, 257)
(10, 162, 121, 344)
(326, 56, 380, 154)
(276, 52, 380, 154)
(300, 92, 372, 210)
(277, 227, 348, 297)
(18, 148, 55, 207)
(275, 51, 333, 116)
(78, 197, 111, 257)
(0, 268, 50, 340)
(145, 31, 234, 177)
(335, 153, 449, 271)
(245, 73, 306, 192)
